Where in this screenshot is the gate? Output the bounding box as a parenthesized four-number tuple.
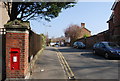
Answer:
(0, 28, 6, 81)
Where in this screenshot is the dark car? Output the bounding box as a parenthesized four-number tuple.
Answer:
(93, 42, 120, 59)
(73, 41, 86, 49)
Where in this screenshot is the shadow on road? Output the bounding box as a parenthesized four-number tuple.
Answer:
(46, 47, 92, 53)
(46, 47, 106, 60)
(80, 53, 106, 60)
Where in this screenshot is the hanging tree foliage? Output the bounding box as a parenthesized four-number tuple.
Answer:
(3, 2, 76, 21)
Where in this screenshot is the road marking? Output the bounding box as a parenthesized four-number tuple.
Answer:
(54, 47, 75, 80)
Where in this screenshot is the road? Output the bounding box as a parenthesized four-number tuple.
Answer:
(57, 47, 119, 79)
(30, 47, 119, 80)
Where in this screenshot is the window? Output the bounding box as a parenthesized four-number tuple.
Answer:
(94, 43, 99, 48)
(99, 43, 105, 48)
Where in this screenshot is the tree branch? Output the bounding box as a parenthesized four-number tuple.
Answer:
(3, 2, 11, 19)
(25, 14, 36, 21)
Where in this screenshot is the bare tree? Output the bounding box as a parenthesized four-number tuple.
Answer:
(64, 24, 82, 45)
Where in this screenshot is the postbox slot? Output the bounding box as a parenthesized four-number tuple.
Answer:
(11, 51, 18, 53)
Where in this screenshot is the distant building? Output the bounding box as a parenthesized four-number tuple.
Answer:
(64, 23, 91, 46)
(78, 23, 91, 38)
(77, 0, 120, 48)
(0, 2, 9, 28)
(107, 0, 120, 44)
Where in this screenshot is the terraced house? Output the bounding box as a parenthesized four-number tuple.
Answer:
(107, 0, 120, 45)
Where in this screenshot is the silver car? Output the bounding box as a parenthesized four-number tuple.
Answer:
(73, 41, 86, 49)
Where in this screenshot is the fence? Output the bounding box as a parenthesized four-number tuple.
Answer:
(29, 30, 45, 62)
(0, 28, 6, 81)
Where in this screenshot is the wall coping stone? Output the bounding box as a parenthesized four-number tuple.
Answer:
(4, 19, 31, 30)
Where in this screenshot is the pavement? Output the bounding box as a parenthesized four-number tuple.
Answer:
(30, 47, 66, 79)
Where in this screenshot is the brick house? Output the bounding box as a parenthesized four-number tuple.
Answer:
(78, 23, 91, 38)
(107, 0, 120, 45)
(77, 1, 120, 48)
(64, 23, 91, 46)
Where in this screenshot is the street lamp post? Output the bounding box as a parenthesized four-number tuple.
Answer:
(43, 23, 51, 46)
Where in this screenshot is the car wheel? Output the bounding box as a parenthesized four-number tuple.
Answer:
(73, 46, 75, 48)
(93, 50, 96, 54)
(105, 53, 109, 59)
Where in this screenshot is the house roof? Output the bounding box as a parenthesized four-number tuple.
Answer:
(81, 27, 91, 33)
(111, 0, 119, 10)
(107, 12, 114, 23)
(107, 0, 120, 23)
(97, 30, 109, 35)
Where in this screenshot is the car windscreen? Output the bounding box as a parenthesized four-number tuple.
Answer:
(78, 42, 84, 45)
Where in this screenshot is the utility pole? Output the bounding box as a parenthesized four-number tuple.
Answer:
(43, 23, 51, 46)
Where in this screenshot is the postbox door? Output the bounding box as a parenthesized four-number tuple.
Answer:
(10, 48, 20, 70)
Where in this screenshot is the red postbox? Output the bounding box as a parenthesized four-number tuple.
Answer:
(10, 48, 20, 70)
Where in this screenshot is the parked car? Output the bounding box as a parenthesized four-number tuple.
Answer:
(50, 42, 60, 47)
(54, 43, 60, 47)
(50, 43, 56, 47)
(93, 42, 120, 59)
(73, 41, 86, 49)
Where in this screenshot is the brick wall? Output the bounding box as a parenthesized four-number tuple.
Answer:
(77, 30, 109, 48)
(4, 20, 45, 80)
(6, 32, 29, 78)
(107, 1, 120, 45)
(114, 2, 120, 45)
(114, 1, 120, 27)
(78, 35, 101, 48)
(113, 1, 120, 37)
(29, 30, 44, 62)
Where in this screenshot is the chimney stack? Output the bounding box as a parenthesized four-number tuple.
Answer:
(81, 23, 85, 28)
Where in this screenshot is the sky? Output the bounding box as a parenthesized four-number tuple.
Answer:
(30, 1, 115, 38)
